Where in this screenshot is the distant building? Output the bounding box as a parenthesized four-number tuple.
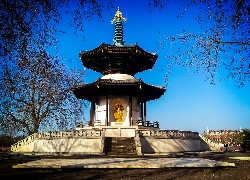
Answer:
(203, 129, 243, 145)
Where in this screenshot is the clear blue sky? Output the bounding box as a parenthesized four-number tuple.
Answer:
(57, 0, 250, 133)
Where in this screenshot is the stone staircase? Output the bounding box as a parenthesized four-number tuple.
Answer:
(105, 137, 137, 155)
(199, 134, 221, 151)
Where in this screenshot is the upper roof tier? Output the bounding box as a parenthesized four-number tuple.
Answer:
(79, 7, 158, 76)
(79, 43, 158, 76)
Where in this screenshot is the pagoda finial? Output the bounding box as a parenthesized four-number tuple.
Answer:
(111, 7, 126, 46)
(111, 7, 127, 24)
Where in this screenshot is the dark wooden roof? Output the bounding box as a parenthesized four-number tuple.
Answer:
(79, 43, 158, 76)
(71, 78, 166, 103)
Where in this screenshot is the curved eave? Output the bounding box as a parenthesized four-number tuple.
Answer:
(79, 43, 158, 75)
(71, 79, 166, 102)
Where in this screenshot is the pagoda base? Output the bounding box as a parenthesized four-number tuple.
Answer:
(11, 126, 211, 154)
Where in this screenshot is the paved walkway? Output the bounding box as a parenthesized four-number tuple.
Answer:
(13, 157, 235, 168)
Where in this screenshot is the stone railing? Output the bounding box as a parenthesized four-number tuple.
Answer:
(11, 129, 102, 152)
(11, 133, 37, 152)
(200, 134, 223, 151)
(134, 120, 160, 128)
(135, 130, 142, 155)
(139, 130, 199, 138)
(36, 130, 102, 139)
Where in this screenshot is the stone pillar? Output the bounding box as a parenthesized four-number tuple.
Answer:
(106, 95, 108, 126)
(143, 102, 146, 126)
(90, 101, 95, 126)
(140, 102, 143, 124)
(93, 102, 96, 124)
(129, 96, 132, 126)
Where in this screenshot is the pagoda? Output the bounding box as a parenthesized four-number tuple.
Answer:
(72, 7, 166, 128)
(11, 8, 206, 155)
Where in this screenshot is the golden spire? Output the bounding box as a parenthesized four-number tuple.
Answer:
(111, 7, 127, 24)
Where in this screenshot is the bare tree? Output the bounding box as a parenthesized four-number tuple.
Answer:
(0, 52, 85, 136)
(150, 0, 250, 87)
(0, 0, 114, 59)
(2, 0, 248, 137)
(0, 0, 114, 136)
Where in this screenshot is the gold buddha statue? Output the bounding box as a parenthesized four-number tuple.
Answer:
(114, 103, 124, 122)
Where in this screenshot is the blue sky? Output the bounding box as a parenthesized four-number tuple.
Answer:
(57, 0, 250, 133)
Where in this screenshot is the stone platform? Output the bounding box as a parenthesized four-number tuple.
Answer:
(13, 157, 235, 168)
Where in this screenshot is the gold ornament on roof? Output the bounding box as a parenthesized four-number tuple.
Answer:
(111, 7, 127, 24)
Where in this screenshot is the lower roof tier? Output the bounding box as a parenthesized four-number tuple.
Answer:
(71, 78, 166, 103)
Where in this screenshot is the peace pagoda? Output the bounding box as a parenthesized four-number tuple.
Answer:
(11, 8, 209, 155)
(72, 7, 166, 128)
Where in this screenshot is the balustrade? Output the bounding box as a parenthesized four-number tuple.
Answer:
(11, 129, 102, 152)
(138, 130, 198, 138)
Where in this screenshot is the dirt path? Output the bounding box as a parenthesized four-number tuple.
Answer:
(0, 152, 249, 180)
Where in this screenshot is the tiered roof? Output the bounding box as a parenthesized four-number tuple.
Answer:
(72, 78, 165, 102)
(72, 7, 166, 102)
(79, 43, 158, 76)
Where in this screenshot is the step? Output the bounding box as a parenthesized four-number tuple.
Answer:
(108, 152, 136, 155)
(107, 148, 136, 153)
(110, 146, 135, 149)
(108, 147, 136, 152)
(105, 137, 136, 155)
